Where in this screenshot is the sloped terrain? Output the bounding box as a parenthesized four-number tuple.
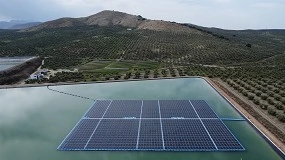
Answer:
(0, 25, 273, 68)
(23, 10, 199, 34)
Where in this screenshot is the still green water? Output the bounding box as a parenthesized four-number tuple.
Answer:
(0, 78, 283, 160)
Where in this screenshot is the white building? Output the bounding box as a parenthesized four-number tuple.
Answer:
(29, 71, 44, 80)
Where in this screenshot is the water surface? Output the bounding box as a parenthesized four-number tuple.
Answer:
(0, 57, 32, 71)
(0, 78, 283, 160)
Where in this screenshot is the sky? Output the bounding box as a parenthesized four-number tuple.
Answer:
(0, 0, 284, 29)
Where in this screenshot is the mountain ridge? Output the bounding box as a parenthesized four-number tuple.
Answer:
(0, 20, 40, 29)
(23, 10, 201, 34)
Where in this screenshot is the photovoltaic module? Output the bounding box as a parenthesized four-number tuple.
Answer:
(57, 100, 245, 151)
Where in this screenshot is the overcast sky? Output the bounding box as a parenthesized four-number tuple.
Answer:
(0, 0, 284, 29)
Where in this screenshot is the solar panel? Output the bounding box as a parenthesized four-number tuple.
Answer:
(84, 100, 111, 118)
(58, 119, 99, 150)
(190, 100, 218, 118)
(138, 119, 163, 150)
(159, 100, 198, 118)
(162, 119, 216, 151)
(202, 119, 244, 151)
(104, 100, 142, 118)
(85, 119, 139, 150)
(58, 100, 245, 152)
(141, 100, 160, 118)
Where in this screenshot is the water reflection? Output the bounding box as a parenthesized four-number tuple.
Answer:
(0, 78, 282, 160)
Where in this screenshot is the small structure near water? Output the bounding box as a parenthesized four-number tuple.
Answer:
(29, 68, 48, 80)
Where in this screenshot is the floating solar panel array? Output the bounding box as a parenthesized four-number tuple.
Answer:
(58, 100, 245, 151)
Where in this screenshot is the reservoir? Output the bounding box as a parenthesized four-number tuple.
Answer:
(0, 57, 34, 71)
(0, 78, 283, 159)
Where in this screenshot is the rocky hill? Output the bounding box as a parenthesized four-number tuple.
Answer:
(23, 10, 200, 33)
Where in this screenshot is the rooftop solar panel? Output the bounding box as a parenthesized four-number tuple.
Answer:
(58, 100, 245, 152)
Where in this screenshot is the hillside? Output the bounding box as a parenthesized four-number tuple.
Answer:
(0, 20, 26, 29)
(0, 20, 40, 29)
(9, 22, 42, 29)
(23, 10, 200, 34)
(0, 10, 284, 70)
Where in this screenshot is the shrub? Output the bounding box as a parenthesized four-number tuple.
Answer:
(245, 85, 251, 90)
(114, 75, 120, 80)
(227, 79, 232, 85)
(233, 84, 239, 90)
(274, 94, 281, 101)
(275, 102, 284, 110)
(248, 94, 254, 100)
(236, 80, 241, 84)
(276, 113, 285, 123)
(242, 91, 248, 97)
(267, 85, 274, 90)
(260, 103, 268, 110)
(268, 91, 274, 97)
(256, 85, 262, 90)
(280, 91, 285, 97)
(246, 43, 252, 48)
(255, 90, 262, 96)
(267, 98, 276, 105)
(273, 88, 280, 93)
(238, 87, 244, 93)
(261, 83, 267, 87)
(268, 107, 277, 116)
(261, 94, 268, 100)
(261, 88, 268, 93)
(282, 98, 285, 105)
(253, 98, 260, 105)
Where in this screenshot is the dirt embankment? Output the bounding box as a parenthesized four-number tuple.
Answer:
(0, 57, 43, 85)
(208, 78, 285, 153)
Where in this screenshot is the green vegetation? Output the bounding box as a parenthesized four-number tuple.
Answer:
(0, 24, 284, 122)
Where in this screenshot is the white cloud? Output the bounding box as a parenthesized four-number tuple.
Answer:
(252, 2, 280, 9)
(0, 0, 284, 29)
(0, 14, 11, 21)
(212, 0, 233, 3)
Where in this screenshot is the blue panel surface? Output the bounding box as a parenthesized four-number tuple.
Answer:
(202, 119, 245, 151)
(58, 119, 99, 150)
(84, 100, 111, 118)
(159, 100, 198, 118)
(138, 119, 163, 150)
(85, 119, 139, 150)
(58, 100, 245, 152)
(162, 119, 216, 151)
(141, 100, 160, 118)
(104, 100, 142, 118)
(190, 100, 218, 118)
